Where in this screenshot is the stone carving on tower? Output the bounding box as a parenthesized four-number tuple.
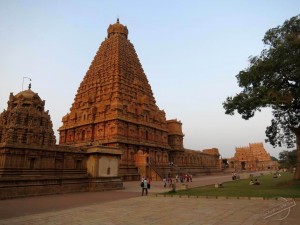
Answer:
(58, 19, 220, 180)
(59, 19, 169, 149)
(0, 86, 56, 146)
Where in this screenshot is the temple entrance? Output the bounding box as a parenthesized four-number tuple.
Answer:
(241, 161, 246, 170)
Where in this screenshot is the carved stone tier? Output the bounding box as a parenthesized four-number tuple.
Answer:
(58, 19, 221, 180)
(0, 89, 56, 147)
(59, 19, 169, 149)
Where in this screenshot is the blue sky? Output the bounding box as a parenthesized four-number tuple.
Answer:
(1, 1, 299, 158)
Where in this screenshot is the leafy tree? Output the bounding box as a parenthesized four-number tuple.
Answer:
(223, 15, 300, 179)
(270, 156, 278, 161)
(279, 150, 297, 169)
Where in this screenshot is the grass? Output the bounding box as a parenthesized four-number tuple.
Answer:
(164, 172, 300, 198)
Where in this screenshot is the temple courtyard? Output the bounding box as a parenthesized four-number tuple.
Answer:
(0, 174, 299, 225)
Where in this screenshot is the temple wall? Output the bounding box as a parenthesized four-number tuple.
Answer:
(60, 119, 169, 149)
(0, 145, 86, 175)
(0, 144, 123, 199)
(98, 155, 118, 177)
(0, 177, 123, 200)
(86, 147, 122, 178)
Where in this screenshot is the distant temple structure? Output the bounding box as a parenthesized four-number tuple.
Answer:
(0, 19, 221, 198)
(222, 143, 279, 171)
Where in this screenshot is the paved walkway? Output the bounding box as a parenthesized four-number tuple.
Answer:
(0, 174, 298, 225)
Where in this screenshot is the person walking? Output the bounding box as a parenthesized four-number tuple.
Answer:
(163, 177, 167, 188)
(141, 178, 148, 196)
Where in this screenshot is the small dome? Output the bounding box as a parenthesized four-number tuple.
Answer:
(14, 89, 42, 105)
(10, 88, 44, 110)
(15, 89, 39, 100)
(107, 18, 128, 39)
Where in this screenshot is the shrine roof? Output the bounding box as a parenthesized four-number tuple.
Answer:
(107, 18, 128, 38)
(15, 89, 34, 98)
(15, 89, 41, 102)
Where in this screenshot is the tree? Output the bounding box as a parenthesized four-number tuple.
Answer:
(223, 15, 300, 179)
(270, 156, 278, 161)
(279, 150, 297, 170)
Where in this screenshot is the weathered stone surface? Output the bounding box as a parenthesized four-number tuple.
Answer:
(0, 88, 123, 199)
(59, 19, 169, 149)
(0, 89, 56, 146)
(58, 19, 221, 180)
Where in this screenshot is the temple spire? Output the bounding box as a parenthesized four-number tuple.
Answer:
(107, 18, 128, 38)
(59, 19, 163, 147)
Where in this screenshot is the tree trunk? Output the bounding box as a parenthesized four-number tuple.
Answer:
(294, 130, 300, 180)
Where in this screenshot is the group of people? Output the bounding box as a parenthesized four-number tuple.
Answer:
(162, 177, 172, 188)
(162, 174, 193, 188)
(141, 173, 194, 195)
(177, 174, 193, 183)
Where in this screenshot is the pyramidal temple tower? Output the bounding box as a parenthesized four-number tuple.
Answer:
(59, 19, 170, 147)
(59, 19, 220, 180)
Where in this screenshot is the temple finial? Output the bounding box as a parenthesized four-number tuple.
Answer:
(22, 76, 32, 91)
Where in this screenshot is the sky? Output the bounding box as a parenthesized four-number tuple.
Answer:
(0, 1, 299, 158)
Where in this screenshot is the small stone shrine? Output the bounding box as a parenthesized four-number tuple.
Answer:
(0, 85, 123, 199)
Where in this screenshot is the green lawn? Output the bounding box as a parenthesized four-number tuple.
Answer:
(165, 172, 300, 198)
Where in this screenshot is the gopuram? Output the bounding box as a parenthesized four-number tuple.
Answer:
(0, 19, 221, 199)
(222, 143, 279, 172)
(59, 19, 221, 181)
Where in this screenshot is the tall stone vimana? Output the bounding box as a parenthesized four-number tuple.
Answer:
(59, 19, 221, 180)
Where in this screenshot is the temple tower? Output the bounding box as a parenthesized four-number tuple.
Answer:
(59, 19, 171, 179)
(0, 87, 56, 146)
(233, 142, 276, 171)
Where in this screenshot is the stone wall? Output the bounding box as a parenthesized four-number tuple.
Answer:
(0, 177, 123, 199)
(0, 144, 123, 199)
